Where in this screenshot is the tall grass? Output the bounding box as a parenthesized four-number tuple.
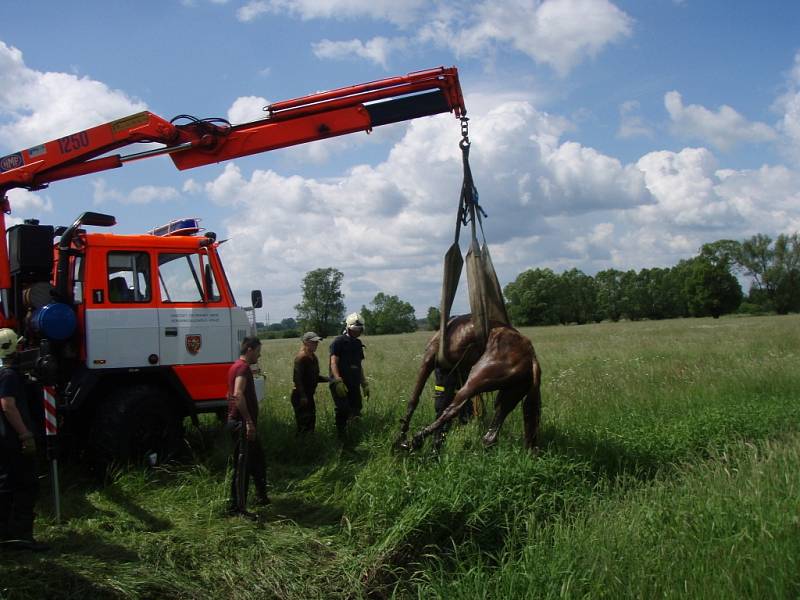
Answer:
(2, 315, 799, 599)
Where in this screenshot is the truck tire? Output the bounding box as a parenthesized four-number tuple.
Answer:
(90, 384, 185, 467)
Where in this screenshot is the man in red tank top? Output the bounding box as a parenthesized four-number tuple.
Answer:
(226, 337, 269, 518)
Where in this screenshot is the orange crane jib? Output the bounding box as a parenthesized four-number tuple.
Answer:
(0, 66, 466, 194)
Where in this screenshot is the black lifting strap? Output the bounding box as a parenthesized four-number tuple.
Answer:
(437, 119, 509, 368)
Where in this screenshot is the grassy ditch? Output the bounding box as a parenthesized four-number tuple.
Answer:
(2, 314, 799, 599)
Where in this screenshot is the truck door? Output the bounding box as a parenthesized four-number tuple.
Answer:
(156, 250, 233, 365)
(85, 250, 160, 369)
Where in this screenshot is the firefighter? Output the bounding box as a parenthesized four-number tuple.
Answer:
(291, 332, 330, 434)
(431, 366, 473, 450)
(226, 337, 269, 518)
(0, 329, 48, 552)
(329, 313, 369, 443)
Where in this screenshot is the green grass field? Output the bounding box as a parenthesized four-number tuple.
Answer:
(3, 315, 800, 599)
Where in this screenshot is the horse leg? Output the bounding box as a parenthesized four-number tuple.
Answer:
(482, 384, 526, 448)
(411, 359, 503, 450)
(522, 356, 542, 451)
(394, 347, 436, 450)
(431, 369, 458, 451)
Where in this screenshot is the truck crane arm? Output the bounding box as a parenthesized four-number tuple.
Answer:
(0, 66, 465, 315)
(0, 66, 465, 195)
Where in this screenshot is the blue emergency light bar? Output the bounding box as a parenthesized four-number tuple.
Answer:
(148, 218, 203, 237)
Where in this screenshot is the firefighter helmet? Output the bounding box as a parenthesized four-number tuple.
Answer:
(345, 312, 364, 329)
(0, 328, 20, 358)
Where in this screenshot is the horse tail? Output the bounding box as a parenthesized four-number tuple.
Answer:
(522, 353, 542, 451)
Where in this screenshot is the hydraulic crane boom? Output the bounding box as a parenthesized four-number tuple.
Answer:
(0, 66, 465, 305)
(0, 66, 465, 194)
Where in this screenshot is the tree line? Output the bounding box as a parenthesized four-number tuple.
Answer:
(288, 268, 418, 338)
(506, 233, 799, 326)
(270, 233, 799, 337)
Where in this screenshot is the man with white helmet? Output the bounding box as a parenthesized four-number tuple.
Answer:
(0, 328, 47, 552)
(328, 312, 370, 443)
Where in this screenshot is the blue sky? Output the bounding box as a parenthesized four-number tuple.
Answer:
(1, 1, 799, 323)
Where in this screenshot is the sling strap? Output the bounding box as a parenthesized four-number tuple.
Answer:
(437, 118, 509, 368)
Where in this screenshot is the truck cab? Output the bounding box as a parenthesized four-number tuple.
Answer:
(8, 214, 264, 464)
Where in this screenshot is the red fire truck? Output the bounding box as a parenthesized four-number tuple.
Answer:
(0, 67, 466, 464)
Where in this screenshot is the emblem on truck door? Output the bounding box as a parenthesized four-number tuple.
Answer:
(185, 334, 202, 355)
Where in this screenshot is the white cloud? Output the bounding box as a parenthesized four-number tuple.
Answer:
(565, 222, 615, 256)
(664, 90, 777, 151)
(0, 41, 146, 150)
(633, 147, 800, 239)
(774, 50, 800, 164)
(5, 188, 53, 218)
(180, 87, 800, 318)
(227, 96, 269, 124)
(237, 0, 426, 25)
(419, 0, 633, 76)
(312, 37, 406, 69)
(181, 0, 230, 5)
(714, 164, 800, 235)
(635, 147, 736, 228)
(182, 179, 203, 194)
(200, 96, 656, 315)
(244, 1, 630, 75)
(92, 179, 181, 206)
(236, 1, 270, 22)
(617, 100, 653, 139)
(541, 142, 650, 212)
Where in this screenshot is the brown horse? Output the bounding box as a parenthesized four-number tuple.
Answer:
(395, 314, 542, 452)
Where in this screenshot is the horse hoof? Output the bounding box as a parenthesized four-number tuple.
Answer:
(482, 431, 498, 448)
(410, 433, 425, 451)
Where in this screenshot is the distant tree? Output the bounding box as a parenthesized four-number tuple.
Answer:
(294, 268, 346, 336)
(360, 293, 417, 335)
(678, 256, 742, 318)
(557, 269, 597, 324)
(619, 269, 646, 321)
(662, 267, 690, 318)
(280, 317, 297, 329)
(730, 233, 800, 314)
(426, 306, 441, 330)
(738, 234, 774, 299)
(504, 268, 561, 326)
(769, 234, 800, 314)
(640, 267, 686, 320)
(700, 239, 742, 266)
(267, 317, 299, 332)
(595, 268, 625, 321)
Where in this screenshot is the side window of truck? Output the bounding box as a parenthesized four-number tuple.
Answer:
(107, 252, 151, 303)
(158, 253, 204, 303)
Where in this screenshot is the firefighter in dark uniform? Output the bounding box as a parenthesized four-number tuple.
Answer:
(431, 366, 473, 450)
(329, 313, 369, 442)
(0, 328, 48, 552)
(291, 332, 329, 434)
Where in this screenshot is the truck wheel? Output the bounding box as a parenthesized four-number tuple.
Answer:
(90, 384, 185, 467)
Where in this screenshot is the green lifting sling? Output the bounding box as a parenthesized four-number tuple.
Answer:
(437, 120, 509, 368)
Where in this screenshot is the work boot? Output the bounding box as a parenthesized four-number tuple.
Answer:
(226, 507, 258, 521)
